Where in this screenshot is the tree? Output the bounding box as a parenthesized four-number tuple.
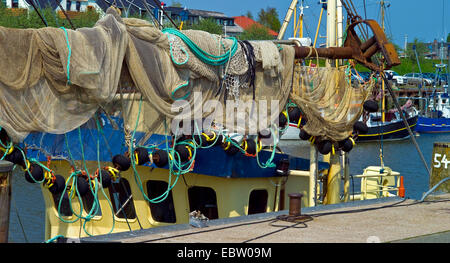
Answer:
(406, 38, 428, 61)
(244, 11, 253, 20)
(447, 33, 450, 43)
(186, 18, 223, 35)
(239, 24, 273, 40)
(171, 1, 183, 8)
(257, 7, 280, 32)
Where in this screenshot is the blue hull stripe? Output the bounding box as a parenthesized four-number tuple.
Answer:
(22, 116, 329, 178)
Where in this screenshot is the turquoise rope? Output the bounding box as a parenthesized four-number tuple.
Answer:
(94, 117, 116, 235)
(129, 98, 183, 204)
(162, 28, 238, 66)
(45, 235, 64, 243)
(169, 39, 189, 65)
(171, 81, 190, 101)
(60, 27, 72, 85)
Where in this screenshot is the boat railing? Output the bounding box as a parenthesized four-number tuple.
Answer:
(351, 166, 402, 200)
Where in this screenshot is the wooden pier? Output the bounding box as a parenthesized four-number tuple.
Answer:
(393, 86, 445, 98)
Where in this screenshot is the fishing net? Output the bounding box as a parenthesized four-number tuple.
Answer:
(289, 63, 375, 142)
(0, 7, 295, 142)
(123, 20, 294, 137)
(0, 8, 128, 142)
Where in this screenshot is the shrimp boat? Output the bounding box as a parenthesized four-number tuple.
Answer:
(0, 1, 408, 242)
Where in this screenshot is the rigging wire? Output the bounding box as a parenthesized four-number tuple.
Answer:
(11, 194, 29, 243)
(150, 0, 179, 28)
(28, 0, 48, 27)
(55, 0, 76, 30)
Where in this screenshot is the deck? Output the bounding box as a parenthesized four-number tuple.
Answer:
(80, 194, 450, 243)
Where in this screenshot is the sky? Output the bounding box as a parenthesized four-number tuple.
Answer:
(168, 0, 450, 48)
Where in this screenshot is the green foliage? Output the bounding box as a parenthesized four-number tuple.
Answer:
(184, 18, 223, 35)
(354, 57, 445, 75)
(171, 1, 183, 8)
(404, 38, 428, 60)
(0, 5, 100, 29)
(239, 24, 273, 40)
(70, 9, 100, 28)
(244, 11, 253, 20)
(257, 7, 280, 32)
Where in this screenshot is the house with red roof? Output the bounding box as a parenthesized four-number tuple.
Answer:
(232, 16, 278, 38)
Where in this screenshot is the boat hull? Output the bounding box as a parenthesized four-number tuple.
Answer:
(356, 115, 418, 142)
(415, 116, 450, 133)
(22, 116, 331, 240)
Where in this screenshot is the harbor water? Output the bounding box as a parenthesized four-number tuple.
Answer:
(7, 133, 449, 242)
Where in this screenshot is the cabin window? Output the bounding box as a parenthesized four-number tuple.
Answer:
(188, 186, 218, 220)
(75, 1, 81, 12)
(11, 0, 18, 8)
(66, 0, 71, 11)
(108, 178, 136, 219)
(146, 180, 176, 223)
(82, 189, 102, 217)
(52, 192, 73, 217)
(248, 189, 268, 215)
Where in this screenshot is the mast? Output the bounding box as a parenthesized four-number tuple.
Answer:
(294, 0, 309, 38)
(381, 0, 386, 123)
(278, 0, 298, 40)
(324, 0, 342, 205)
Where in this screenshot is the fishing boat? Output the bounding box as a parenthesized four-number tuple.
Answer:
(416, 92, 450, 133)
(0, 1, 411, 242)
(356, 102, 419, 142)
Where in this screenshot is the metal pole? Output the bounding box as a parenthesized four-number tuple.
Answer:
(309, 145, 318, 207)
(0, 160, 14, 243)
(150, 0, 179, 28)
(343, 152, 350, 202)
(278, 0, 298, 40)
(326, 0, 337, 55)
(413, 46, 424, 112)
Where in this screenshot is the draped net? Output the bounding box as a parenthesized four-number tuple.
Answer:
(0, 7, 371, 146)
(290, 63, 375, 142)
(0, 8, 295, 142)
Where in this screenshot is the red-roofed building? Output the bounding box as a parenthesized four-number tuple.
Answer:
(232, 16, 278, 37)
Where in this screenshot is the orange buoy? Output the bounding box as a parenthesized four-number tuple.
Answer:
(398, 176, 405, 198)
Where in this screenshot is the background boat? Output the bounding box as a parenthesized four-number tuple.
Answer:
(356, 105, 419, 142)
(416, 92, 450, 133)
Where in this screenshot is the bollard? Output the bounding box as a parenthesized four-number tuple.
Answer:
(278, 193, 311, 223)
(0, 160, 14, 243)
(288, 193, 303, 216)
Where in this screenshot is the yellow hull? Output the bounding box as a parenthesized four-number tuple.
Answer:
(42, 161, 311, 240)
